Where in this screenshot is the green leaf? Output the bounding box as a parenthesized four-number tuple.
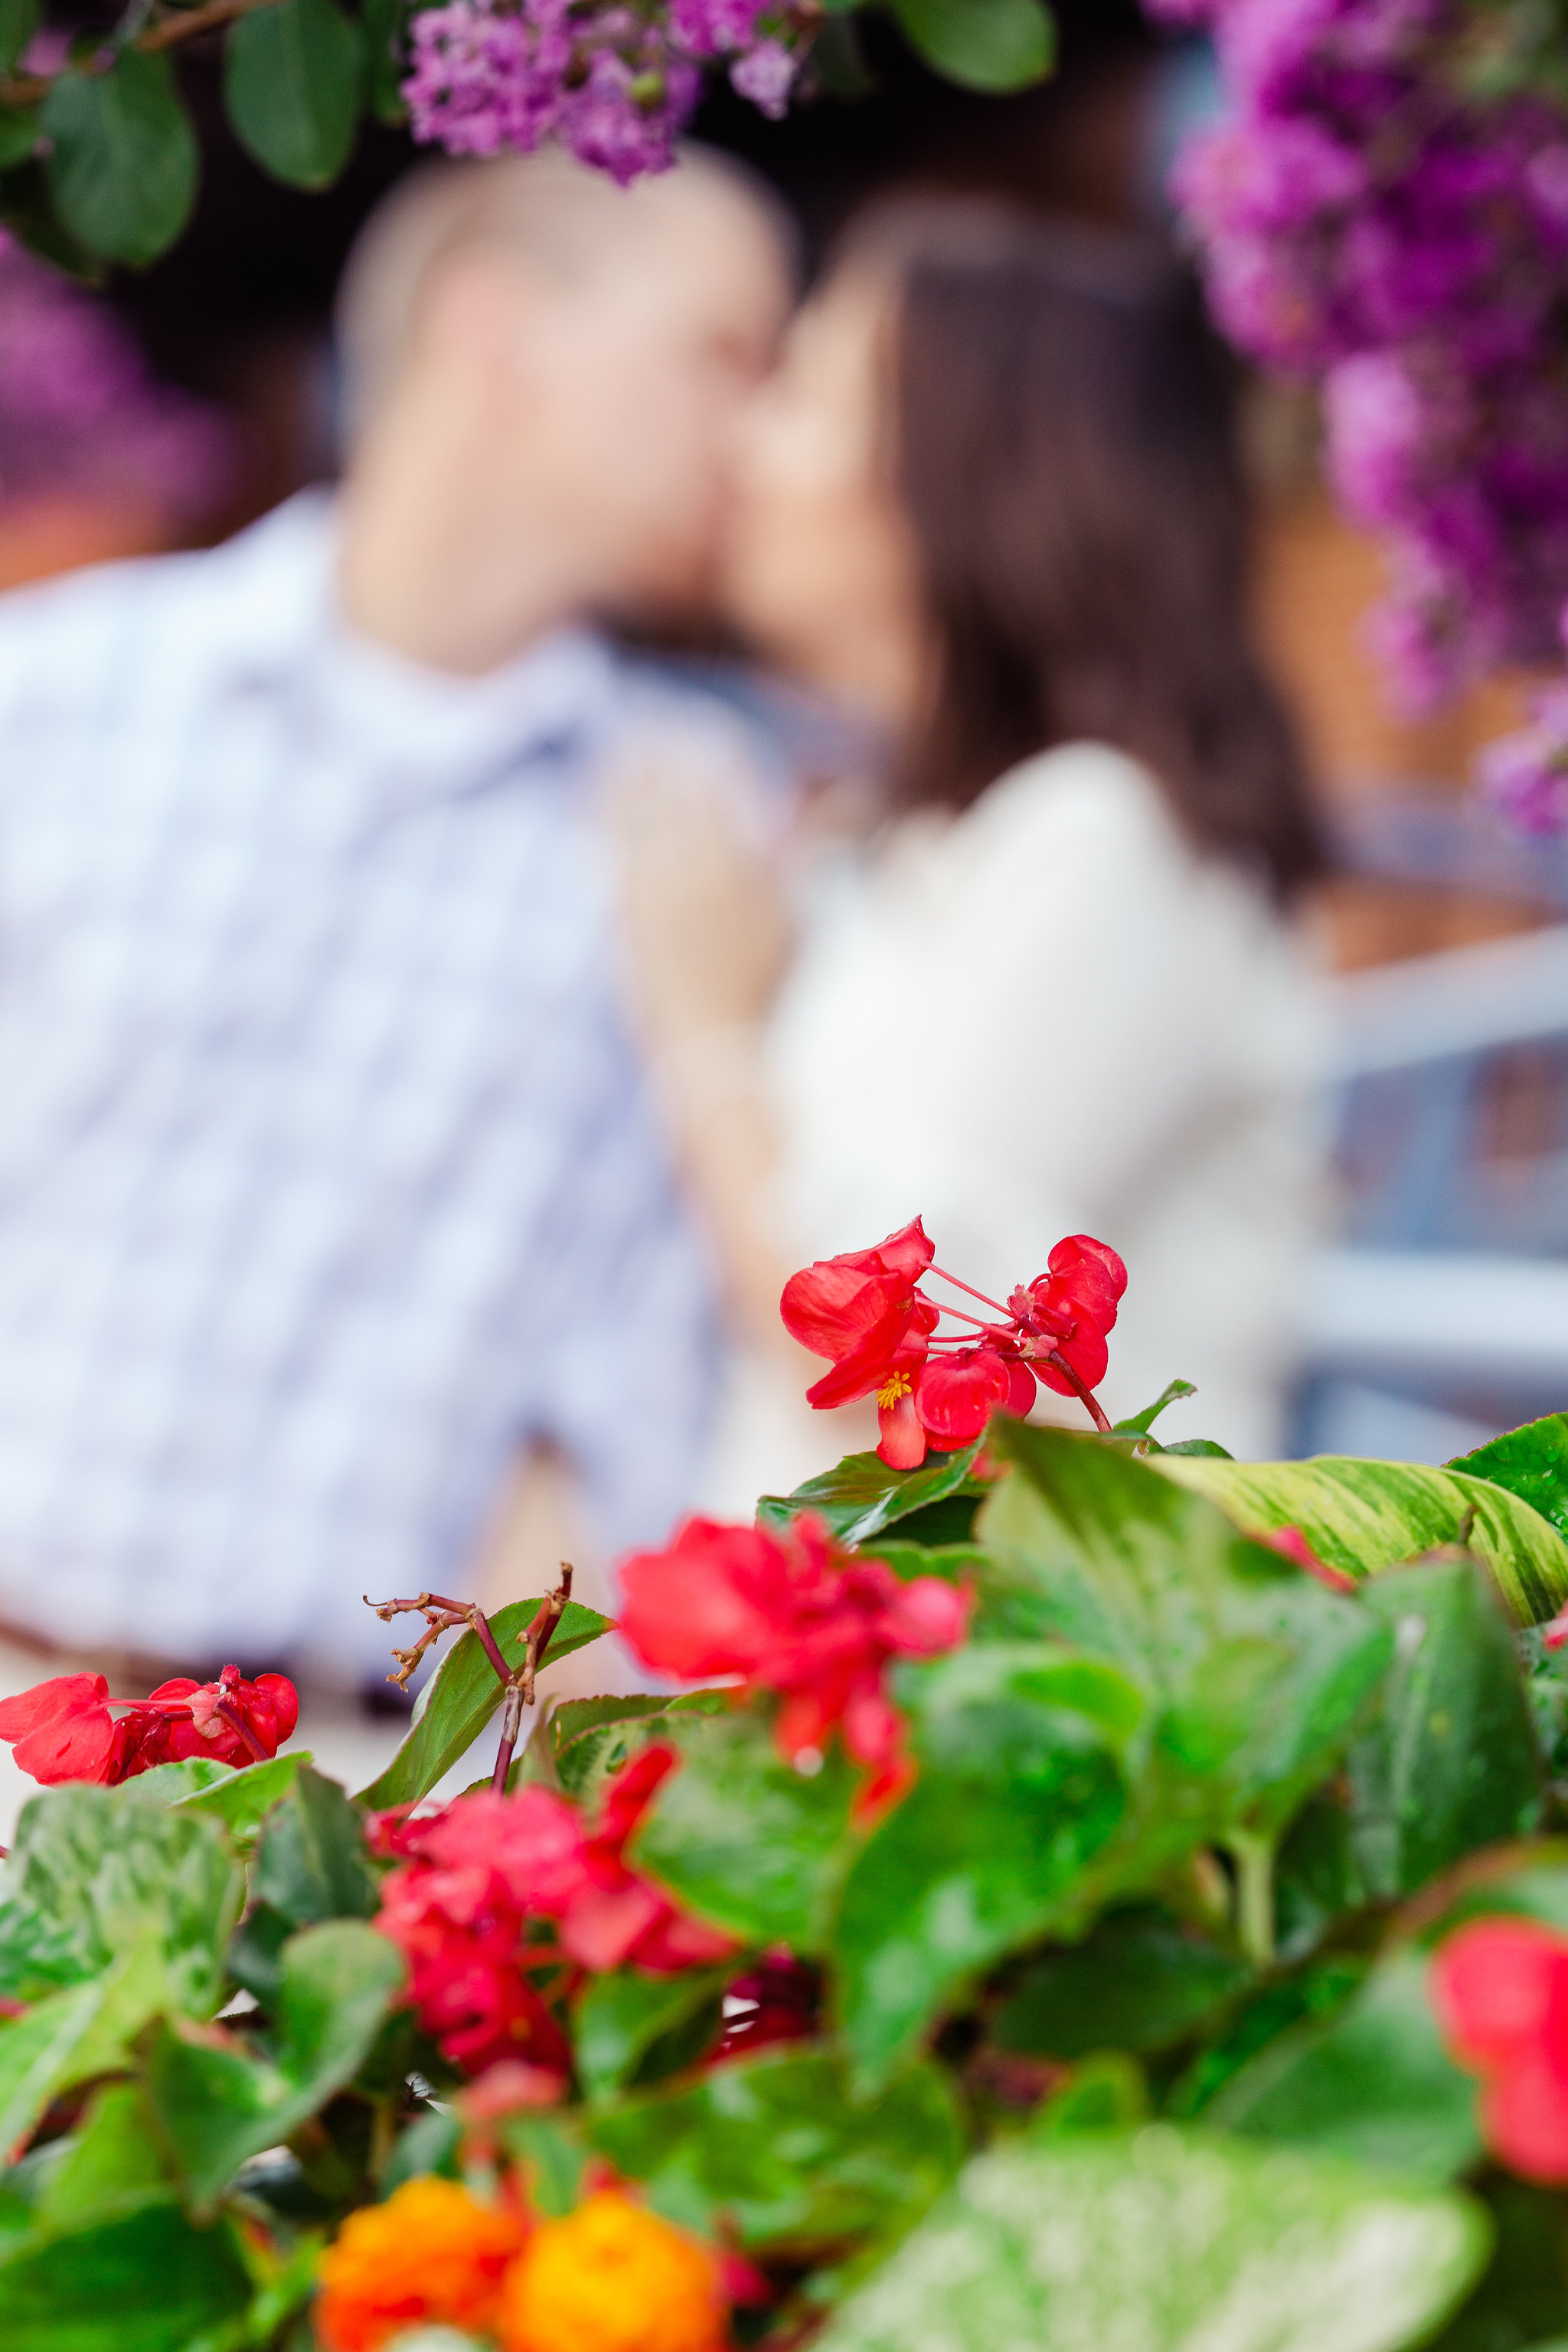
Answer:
(171, 1749, 302, 1844)
(361, 0, 407, 121)
(35, 2083, 173, 2227)
(587, 2043, 964, 2252)
(4, 1782, 243, 2019)
(0, 156, 103, 282)
(148, 1918, 406, 2201)
(1451, 1413, 1568, 1545)
(574, 1965, 729, 2100)
(993, 1904, 1253, 2058)
(549, 1693, 726, 1815)
(812, 2130, 1488, 2352)
(983, 1428, 1394, 1869)
(632, 1709, 858, 1951)
(1396, 1844, 1568, 1946)
(224, 0, 364, 190)
(0, 1901, 92, 2003)
(358, 1595, 611, 1808)
(41, 49, 198, 267)
(1204, 1949, 1482, 2186)
(886, 0, 1054, 91)
(0, 2194, 251, 2350)
(0, 0, 37, 75)
(1156, 1452, 1568, 1626)
(252, 1765, 381, 1924)
(757, 1441, 985, 1546)
(1346, 1555, 1544, 1900)
(831, 1647, 1137, 2083)
(1028, 2051, 1148, 2134)
(1112, 1378, 1197, 1437)
(0, 1981, 108, 2158)
(0, 105, 38, 168)
(381, 2104, 463, 2191)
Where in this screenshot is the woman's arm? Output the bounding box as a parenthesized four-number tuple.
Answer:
(607, 748, 805, 1352)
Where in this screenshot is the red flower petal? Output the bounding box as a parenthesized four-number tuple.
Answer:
(916, 1348, 1011, 1445)
(871, 1217, 936, 1281)
(0, 1673, 116, 1785)
(1048, 1234, 1128, 1328)
(780, 1263, 909, 1363)
(619, 1517, 782, 1679)
(1262, 1525, 1357, 1594)
(1483, 2052, 1568, 2183)
(805, 1309, 926, 1410)
(1034, 1321, 1109, 1396)
(1431, 1919, 1568, 2069)
(877, 1383, 927, 1469)
(882, 1576, 972, 1656)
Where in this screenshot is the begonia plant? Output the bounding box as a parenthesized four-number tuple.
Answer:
(5, 1220, 1568, 2349)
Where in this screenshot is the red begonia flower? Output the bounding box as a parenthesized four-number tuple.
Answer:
(0, 1662, 298, 1787)
(1430, 1917, 1568, 2182)
(782, 1220, 1126, 1456)
(916, 1347, 1014, 1448)
(618, 1511, 970, 1773)
(374, 1761, 734, 2076)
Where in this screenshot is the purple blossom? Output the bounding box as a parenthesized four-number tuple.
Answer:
(729, 36, 795, 117)
(0, 238, 237, 524)
(1161, 0, 1568, 763)
(1476, 653, 1568, 833)
(669, 0, 763, 55)
(402, 0, 805, 179)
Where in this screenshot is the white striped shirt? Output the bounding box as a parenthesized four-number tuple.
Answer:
(0, 492, 720, 1676)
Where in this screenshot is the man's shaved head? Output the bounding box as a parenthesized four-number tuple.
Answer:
(337, 145, 795, 441)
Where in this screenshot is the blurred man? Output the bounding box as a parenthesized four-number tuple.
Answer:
(0, 149, 793, 1690)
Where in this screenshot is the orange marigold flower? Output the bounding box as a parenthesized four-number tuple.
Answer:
(497, 2189, 728, 2352)
(316, 2176, 527, 2352)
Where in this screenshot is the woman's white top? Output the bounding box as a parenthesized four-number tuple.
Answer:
(698, 740, 1328, 1514)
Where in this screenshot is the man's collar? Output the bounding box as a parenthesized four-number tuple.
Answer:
(211, 488, 622, 792)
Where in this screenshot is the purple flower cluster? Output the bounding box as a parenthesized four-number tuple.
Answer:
(0, 236, 237, 524)
(402, 0, 802, 184)
(1475, 658, 1568, 833)
(1155, 0, 1568, 717)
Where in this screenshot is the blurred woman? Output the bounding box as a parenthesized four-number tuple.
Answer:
(615, 198, 1328, 1500)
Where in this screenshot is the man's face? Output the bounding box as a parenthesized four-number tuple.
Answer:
(508, 180, 792, 626)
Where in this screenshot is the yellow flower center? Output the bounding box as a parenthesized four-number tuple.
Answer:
(876, 1370, 912, 1410)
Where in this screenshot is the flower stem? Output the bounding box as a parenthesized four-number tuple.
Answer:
(213, 1699, 270, 1763)
(929, 1265, 1011, 1317)
(1228, 1831, 1276, 1966)
(1044, 1348, 1113, 1435)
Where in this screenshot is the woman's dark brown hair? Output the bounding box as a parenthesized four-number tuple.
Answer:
(838, 199, 1324, 901)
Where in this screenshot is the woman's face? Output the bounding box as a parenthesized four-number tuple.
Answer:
(718, 272, 930, 727)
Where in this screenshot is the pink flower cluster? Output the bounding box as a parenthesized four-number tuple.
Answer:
(619, 1509, 971, 1795)
(401, 0, 802, 182)
(1154, 0, 1568, 714)
(373, 1748, 735, 2077)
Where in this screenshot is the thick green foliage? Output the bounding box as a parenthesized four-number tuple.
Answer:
(7, 1413, 1568, 2347)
